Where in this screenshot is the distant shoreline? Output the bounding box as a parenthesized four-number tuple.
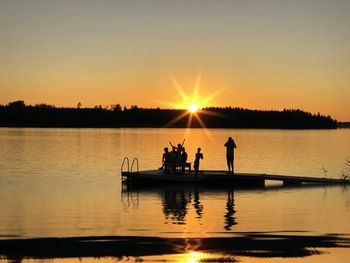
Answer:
(0, 100, 338, 129)
(338, 122, 350, 128)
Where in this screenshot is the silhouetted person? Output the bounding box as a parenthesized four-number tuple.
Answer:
(224, 137, 237, 174)
(180, 147, 188, 173)
(170, 146, 178, 173)
(161, 147, 171, 173)
(170, 141, 185, 160)
(176, 143, 183, 159)
(194, 148, 203, 178)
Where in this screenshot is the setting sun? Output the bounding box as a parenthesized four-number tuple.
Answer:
(188, 104, 200, 113)
(161, 72, 226, 135)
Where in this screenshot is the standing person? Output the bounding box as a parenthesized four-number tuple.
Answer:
(224, 137, 237, 174)
(194, 148, 204, 178)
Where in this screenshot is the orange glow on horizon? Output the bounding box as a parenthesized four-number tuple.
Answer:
(166, 72, 225, 110)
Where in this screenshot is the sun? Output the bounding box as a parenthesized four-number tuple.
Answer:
(160, 72, 226, 134)
(188, 104, 200, 113)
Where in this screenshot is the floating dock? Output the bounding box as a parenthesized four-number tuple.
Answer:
(121, 169, 350, 187)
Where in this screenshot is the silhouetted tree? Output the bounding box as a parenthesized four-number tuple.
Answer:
(35, 103, 54, 108)
(8, 100, 25, 108)
(0, 101, 338, 128)
(111, 104, 122, 111)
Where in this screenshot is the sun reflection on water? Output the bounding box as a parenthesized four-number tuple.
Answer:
(186, 251, 205, 263)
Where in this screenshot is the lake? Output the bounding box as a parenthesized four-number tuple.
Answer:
(0, 128, 349, 262)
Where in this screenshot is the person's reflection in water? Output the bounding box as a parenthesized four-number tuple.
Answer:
(192, 187, 203, 220)
(162, 190, 190, 224)
(224, 190, 237, 231)
(162, 186, 204, 225)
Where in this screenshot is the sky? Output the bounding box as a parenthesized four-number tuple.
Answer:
(0, 0, 349, 121)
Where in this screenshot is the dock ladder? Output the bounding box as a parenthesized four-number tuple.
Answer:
(121, 157, 139, 182)
(131, 158, 139, 173)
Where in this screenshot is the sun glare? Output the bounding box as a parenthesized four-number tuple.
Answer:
(188, 104, 200, 113)
(161, 72, 226, 139)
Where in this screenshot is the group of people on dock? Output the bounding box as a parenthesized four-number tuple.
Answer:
(161, 137, 236, 176)
(161, 141, 192, 173)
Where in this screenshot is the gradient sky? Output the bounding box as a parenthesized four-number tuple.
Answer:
(0, 0, 349, 121)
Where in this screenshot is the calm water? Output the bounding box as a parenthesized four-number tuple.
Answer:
(0, 128, 350, 262)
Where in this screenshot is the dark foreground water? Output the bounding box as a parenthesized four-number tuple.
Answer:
(0, 128, 349, 262)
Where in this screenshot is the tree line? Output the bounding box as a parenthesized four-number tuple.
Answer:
(0, 100, 338, 129)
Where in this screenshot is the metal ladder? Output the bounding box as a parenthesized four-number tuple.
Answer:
(131, 158, 139, 173)
(121, 157, 139, 181)
(121, 157, 130, 174)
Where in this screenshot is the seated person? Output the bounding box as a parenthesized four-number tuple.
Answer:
(161, 147, 172, 173)
(170, 146, 179, 173)
(180, 147, 190, 172)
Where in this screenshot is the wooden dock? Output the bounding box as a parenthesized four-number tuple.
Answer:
(121, 169, 350, 187)
(205, 171, 350, 186)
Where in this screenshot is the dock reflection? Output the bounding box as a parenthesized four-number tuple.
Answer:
(122, 183, 237, 230)
(121, 181, 340, 231)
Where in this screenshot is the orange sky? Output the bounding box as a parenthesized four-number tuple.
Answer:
(0, 1, 349, 121)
